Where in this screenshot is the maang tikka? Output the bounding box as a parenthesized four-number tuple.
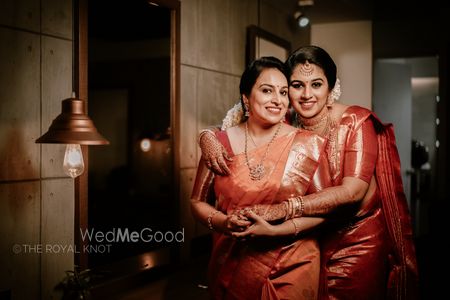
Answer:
(299, 61, 314, 76)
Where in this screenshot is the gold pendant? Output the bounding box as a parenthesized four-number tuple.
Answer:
(249, 163, 265, 181)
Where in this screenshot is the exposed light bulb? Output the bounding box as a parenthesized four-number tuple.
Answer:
(140, 138, 152, 152)
(63, 144, 85, 178)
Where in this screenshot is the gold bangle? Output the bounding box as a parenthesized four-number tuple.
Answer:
(289, 198, 294, 219)
(283, 201, 290, 221)
(285, 199, 290, 220)
(207, 210, 221, 230)
(285, 197, 296, 220)
(293, 197, 299, 217)
(297, 196, 305, 218)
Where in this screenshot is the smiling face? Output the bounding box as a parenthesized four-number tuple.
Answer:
(289, 62, 330, 119)
(242, 68, 289, 126)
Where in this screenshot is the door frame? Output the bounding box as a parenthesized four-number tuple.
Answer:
(74, 0, 181, 270)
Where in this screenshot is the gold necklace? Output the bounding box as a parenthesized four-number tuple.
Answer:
(244, 122, 282, 181)
(321, 113, 337, 137)
(297, 106, 328, 131)
(248, 131, 258, 147)
(298, 107, 335, 136)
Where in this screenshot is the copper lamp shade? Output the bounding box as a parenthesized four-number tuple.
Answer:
(36, 97, 109, 145)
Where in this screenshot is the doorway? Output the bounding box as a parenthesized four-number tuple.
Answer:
(86, 0, 180, 274)
(373, 56, 439, 238)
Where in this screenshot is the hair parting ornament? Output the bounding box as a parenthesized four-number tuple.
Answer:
(299, 61, 314, 76)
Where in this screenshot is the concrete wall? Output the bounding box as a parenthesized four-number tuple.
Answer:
(311, 21, 372, 108)
(178, 0, 304, 258)
(0, 0, 74, 299)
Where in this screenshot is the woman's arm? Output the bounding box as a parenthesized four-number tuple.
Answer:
(235, 117, 378, 220)
(300, 176, 369, 216)
(190, 158, 251, 234)
(191, 200, 251, 234)
(301, 117, 378, 216)
(232, 211, 324, 238)
(231, 176, 369, 222)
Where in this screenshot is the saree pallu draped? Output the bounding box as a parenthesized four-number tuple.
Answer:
(373, 115, 418, 300)
(210, 130, 326, 300)
(318, 106, 418, 300)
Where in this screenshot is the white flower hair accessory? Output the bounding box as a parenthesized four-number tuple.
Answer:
(221, 102, 244, 130)
(329, 78, 341, 102)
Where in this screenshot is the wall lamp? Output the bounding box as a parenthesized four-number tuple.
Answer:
(36, 95, 109, 178)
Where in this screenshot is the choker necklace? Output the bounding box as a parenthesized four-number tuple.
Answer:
(244, 122, 282, 181)
(298, 107, 328, 130)
(298, 107, 335, 136)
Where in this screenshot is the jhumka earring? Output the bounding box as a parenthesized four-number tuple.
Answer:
(244, 104, 250, 117)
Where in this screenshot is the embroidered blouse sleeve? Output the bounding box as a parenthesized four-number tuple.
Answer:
(191, 158, 215, 204)
(307, 149, 333, 194)
(343, 118, 378, 183)
(191, 130, 231, 205)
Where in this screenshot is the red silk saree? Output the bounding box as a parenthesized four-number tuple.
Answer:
(318, 106, 419, 300)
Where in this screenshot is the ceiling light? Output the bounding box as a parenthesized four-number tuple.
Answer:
(294, 11, 310, 28)
(294, 0, 314, 28)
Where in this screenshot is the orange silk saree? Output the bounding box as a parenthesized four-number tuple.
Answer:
(206, 130, 327, 300)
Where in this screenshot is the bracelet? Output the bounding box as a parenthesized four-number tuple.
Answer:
(292, 197, 299, 218)
(291, 219, 300, 236)
(296, 196, 305, 218)
(197, 129, 215, 146)
(207, 210, 221, 230)
(286, 196, 305, 219)
(285, 198, 293, 220)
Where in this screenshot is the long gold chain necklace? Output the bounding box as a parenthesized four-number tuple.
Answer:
(321, 113, 336, 137)
(244, 122, 282, 181)
(248, 131, 258, 147)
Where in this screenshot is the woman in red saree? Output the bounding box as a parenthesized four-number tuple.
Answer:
(191, 57, 332, 299)
(199, 46, 419, 299)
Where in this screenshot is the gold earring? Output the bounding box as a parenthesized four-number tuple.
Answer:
(244, 103, 250, 117)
